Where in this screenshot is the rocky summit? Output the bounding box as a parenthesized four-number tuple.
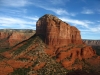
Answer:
(0, 14, 100, 75)
(36, 14, 82, 47)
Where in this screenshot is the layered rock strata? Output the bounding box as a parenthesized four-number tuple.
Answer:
(36, 14, 83, 47)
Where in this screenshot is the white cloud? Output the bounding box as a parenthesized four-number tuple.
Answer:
(83, 20, 94, 24)
(97, 21, 100, 22)
(47, 8, 69, 15)
(0, 8, 27, 15)
(90, 28, 98, 32)
(50, 8, 77, 16)
(59, 17, 89, 27)
(0, 16, 37, 29)
(59, 17, 100, 33)
(89, 25, 100, 32)
(81, 9, 94, 14)
(30, 0, 76, 16)
(49, 8, 77, 16)
(0, 0, 31, 7)
(33, 4, 76, 16)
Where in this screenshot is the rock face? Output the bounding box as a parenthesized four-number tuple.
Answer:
(36, 14, 97, 69)
(36, 14, 83, 47)
(0, 29, 35, 48)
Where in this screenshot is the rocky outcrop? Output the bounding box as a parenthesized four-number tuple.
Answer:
(36, 14, 83, 47)
(44, 44, 96, 69)
(0, 29, 35, 48)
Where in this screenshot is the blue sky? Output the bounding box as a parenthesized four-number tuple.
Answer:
(0, 0, 100, 39)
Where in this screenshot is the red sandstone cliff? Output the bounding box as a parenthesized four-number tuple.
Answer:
(8, 32, 34, 47)
(36, 14, 83, 47)
(0, 29, 35, 48)
(36, 14, 97, 69)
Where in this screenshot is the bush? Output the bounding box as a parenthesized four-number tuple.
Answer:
(10, 68, 30, 75)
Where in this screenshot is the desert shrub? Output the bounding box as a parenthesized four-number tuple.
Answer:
(0, 48, 10, 53)
(10, 68, 30, 75)
(92, 46, 100, 55)
(76, 44, 83, 48)
(18, 58, 29, 61)
(13, 35, 37, 55)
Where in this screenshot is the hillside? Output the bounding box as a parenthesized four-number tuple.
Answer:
(0, 29, 35, 53)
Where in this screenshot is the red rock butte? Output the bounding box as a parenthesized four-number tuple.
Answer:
(36, 14, 83, 47)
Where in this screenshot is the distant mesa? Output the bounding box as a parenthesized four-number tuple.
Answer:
(0, 29, 35, 49)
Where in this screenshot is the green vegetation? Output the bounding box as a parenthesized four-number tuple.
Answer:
(13, 35, 37, 55)
(76, 44, 84, 48)
(0, 48, 10, 53)
(10, 68, 30, 75)
(36, 62, 68, 75)
(92, 46, 100, 55)
(68, 44, 74, 47)
(18, 58, 29, 61)
(32, 60, 39, 67)
(0, 54, 6, 60)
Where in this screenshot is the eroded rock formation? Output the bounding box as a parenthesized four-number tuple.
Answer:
(0, 29, 35, 48)
(36, 14, 97, 69)
(36, 14, 83, 47)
